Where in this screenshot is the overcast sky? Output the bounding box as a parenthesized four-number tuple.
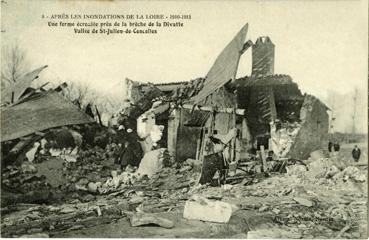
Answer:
(1, 0, 368, 131)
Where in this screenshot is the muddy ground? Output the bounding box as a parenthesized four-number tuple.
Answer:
(1, 142, 367, 239)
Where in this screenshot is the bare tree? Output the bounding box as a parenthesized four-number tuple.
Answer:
(62, 81, 96, 109)
(1, 43, 29, 85)
(352, 87, 358, 134)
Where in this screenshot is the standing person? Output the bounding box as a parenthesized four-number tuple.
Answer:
(352, 145, 361, 162)
(199, 128, 237, 185)
(328, 141, 333, 153)
(118, 128, 143, 170)
(333, 141, 340, 155)
(199, 136, 228, 185)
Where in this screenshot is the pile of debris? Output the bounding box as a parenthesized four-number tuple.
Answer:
(1, 157, 202, 237)
(286, 154, 367, 188)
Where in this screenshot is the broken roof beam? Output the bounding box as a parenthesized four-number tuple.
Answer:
(241, 40, 253, 55)
(1, 90, 94, 142)
(181, 103, 245, 115)
(192, 23, 249, 105)
(1, 65, 48, 104)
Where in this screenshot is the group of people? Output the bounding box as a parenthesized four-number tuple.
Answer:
(328, 140, 361, 162)
(328, 141, 340, 156)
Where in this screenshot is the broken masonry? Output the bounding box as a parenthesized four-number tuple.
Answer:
(117, 24, 329, 184)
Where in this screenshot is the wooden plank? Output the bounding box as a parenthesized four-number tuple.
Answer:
(182, 104, 245, 115)
(260, 145, 267, 172)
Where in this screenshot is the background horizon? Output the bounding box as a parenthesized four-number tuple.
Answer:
(1, 0, 368, 133)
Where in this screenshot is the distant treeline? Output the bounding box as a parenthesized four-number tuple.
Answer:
(328, 132, 367, 143)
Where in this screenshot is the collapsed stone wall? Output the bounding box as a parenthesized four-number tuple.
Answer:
(270, 121, 301, 158)
(287, 95, 329, 159)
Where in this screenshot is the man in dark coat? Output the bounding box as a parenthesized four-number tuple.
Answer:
(199, 128, 237, 185)
(199, 137, 228, 185)
(328, 141, 333, 153)
(352, 145, 361, 162)
(333, 141, 340, 155)
(117, 128, 143, 170)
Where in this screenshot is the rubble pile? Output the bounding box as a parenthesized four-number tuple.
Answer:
(1, 146, 113, 204)
(1, 154, 202, 237)
(249, 158, 366, 238)
(2, 163, 46, 192)
(288, 157, 367, 188)
(1, 146, 367, 238)
(64, 147, 117, 193)
(270, 121, 301, 158)
(1, 163, 53, 206)
(175, 153, 367, 239)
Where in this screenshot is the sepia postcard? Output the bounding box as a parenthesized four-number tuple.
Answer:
(0, 0, 368, 238)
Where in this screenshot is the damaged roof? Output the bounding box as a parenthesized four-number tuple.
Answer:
(131, 24, 250, 106)
(1, 65, 48, 104)
(191, 23, 249, 105)
(1, 90, 95, 142)
(234, 74, 295, 87)
(171, 78, 205, 101)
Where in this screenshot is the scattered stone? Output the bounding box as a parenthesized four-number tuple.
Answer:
(324, 165, 340, 178)
(339, 166, 366, 182)
(179, 166, 192, 173)
(82, 194, 95, 202)
(258, 205, 269, 212)
(95, 206, 102, 216)
(239, 203, 262, 210)
(129, 196, 145, 205)
(60, 206, 77, 214)
(272, 208, 280, 214)
(185, 158, 202, 172)
(26, 142, 40, 162)
(281, 187, 293, 196)
(293, 197, 314, 207)
(136, 148, 166, 178)
(21, 163, 37, 174)
(222, 184, 233, 190)
(69, 199, 81, 204)
(136, 191, 145, 197)
(87, 182, 99, 193)
(286, 165, 307, 175)
(25, 212, 42, 220)
(67, 225, 84, 231)
(130, 213, 174, 229)
(183, 195, 233, 223)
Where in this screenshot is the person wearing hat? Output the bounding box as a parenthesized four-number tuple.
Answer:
(118, 128, 143, 170)
(352, 145, 361, 162)
(199, 128, 237, 185)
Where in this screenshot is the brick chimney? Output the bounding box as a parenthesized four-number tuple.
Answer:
(252, 36, 275, 77)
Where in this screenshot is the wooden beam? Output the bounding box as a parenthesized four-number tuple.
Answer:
(181, 104, 245, 115)
(260, 145, 267, 172)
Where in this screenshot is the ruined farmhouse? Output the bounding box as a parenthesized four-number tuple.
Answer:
(118, 23, 329, 163)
